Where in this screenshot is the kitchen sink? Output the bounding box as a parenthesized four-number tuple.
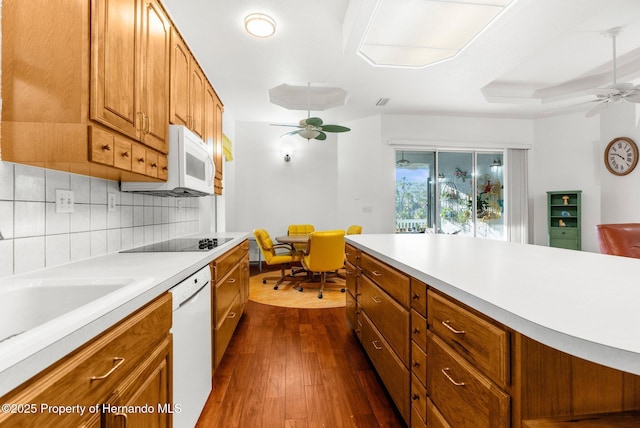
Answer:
(0, 278, 134, 343)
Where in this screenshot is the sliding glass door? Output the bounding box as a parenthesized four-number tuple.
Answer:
(395, 150, 505, 240)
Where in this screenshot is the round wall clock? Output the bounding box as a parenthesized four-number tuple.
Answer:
(604, 137, 638, 176)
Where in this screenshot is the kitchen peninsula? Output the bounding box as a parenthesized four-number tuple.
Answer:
(345, 233, 640, 428)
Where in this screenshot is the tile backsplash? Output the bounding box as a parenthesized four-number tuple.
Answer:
(0, 161, 200, 278)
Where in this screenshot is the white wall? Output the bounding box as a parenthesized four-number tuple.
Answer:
(530, 112, 601, 251)
(230, 121, 340, 238)
(599, 102, 640, 224)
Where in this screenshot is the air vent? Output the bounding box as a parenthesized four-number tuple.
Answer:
(376, 98, 389, 106)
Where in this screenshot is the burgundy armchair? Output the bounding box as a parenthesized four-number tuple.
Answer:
(595, 223, 640, 258)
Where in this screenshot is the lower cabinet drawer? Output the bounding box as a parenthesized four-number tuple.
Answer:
(411, 309, 427, 352)
(360, 311, 410, 423)
(427, 332, 510, 428)
(345, 260, 357, 296)
(411, 374, 427, 424)
(214, 292, 243, 368)
(411, 340, 427, 387)
(215, 264, 241, 325)
(359, 274, 410, 366)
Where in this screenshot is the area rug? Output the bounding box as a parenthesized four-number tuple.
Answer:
(249, 270, 346, 309)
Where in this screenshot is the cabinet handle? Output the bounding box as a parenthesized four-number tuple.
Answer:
(90, 357, 125, 381)
(412, 293, 421, 300)
(114, 412, 128, 426)
(371, 340, 383, 350)
(441, 367, 465, 386)
(144, 114, 150, 134)
(412, 393, 420, 401)
(121, 151, 130, 158)
(371, 296, 382, 304)
(101, 144, 111, 151)
(442, 320, 465, 335)
(227, 278, 237, 283)
(228, 312, 237, 319)
(136, 111, 144, 132)
(371, 270, 382, 277)
(137, 157, 145, 163)
(412, 360, 420, 368)
(150, 163, 157, 168)
(162, 165, 168, 171)
(413, 327, 421, 334)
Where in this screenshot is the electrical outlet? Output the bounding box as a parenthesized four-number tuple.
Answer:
(108, 193, 117, 212)
(55, 189, 75, 213)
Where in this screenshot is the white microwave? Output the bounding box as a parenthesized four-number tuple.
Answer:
(121, 125, 214, 196)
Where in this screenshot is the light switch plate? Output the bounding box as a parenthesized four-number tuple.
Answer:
(55, 189, 75, 213)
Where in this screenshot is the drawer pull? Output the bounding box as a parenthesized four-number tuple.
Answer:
(91, 357, 125, 381)
(102, 144, 111, 151)
(412, 360, 421, 368)
(121, 151, 130, 158)
(442, 320, 465, 335)
(442, 367, 465, 386)
(227, 278, 237, 283)
(412, 293, 421, 300)
(371, 296, 382, 304)
(412, 393, 420, 401)
(115, 412, 128, 426)
(228, 312, 237, 319)
(413, 327, 421, 334)
(372, 340, 383, 350)
(371, 270, 382, 277)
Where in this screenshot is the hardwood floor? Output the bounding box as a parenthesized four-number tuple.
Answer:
(196, 301, 406, 427)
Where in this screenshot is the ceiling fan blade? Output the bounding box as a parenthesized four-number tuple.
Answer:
(623, 89, 640, 103)
(281, 129, 303, 137)
(271, 123, 302, 128)
(304, 117, 324, 127)
(320, 125, 351, 133)
(588, 87, 620, 97)
(314, 131, 327, 141)
(585, 100, 611, 118)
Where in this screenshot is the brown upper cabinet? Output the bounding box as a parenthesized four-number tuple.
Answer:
(1, 0, 223, 187)
(170, 28, 205, 139)
(91, 0, 171, 154)
(171, 28, 225, 194)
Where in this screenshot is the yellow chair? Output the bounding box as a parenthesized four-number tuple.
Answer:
(287, 224, 315, 275)
(346, 225, 362, 235)
(301, 230, 346, 299)
(254, 229, 301, 290)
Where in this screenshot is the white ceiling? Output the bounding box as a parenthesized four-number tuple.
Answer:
(161, 0, 640, 125)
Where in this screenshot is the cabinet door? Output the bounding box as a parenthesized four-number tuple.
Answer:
(102, 337, 172, 428)
(139, 0, 170, 154)
(169, 28, 190, 127)
(190, 63, 205, 138)
(91, 0, 140, 140)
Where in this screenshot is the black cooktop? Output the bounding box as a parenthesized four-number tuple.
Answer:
(121, 237, 233, 253)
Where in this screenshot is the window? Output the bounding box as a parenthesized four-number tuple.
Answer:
(395, 150, 505, 240)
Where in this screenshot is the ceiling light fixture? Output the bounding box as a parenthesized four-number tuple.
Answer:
(244, 13, 276, 38)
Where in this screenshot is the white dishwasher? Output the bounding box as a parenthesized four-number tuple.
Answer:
(170, 266, 212, 428)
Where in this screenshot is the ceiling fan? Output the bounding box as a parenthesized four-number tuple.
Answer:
(272, 83, 351, 140)
(585, 27, 640, 118)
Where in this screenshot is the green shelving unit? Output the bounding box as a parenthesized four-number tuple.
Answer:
(547, 190, 582, 250)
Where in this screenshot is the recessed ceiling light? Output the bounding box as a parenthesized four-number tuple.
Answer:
(244, 13, 276, 38)
(358, 0, 514, 68)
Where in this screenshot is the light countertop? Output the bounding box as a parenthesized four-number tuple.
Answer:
(0, 232, 249, 397)
(345, 233, 640, 376)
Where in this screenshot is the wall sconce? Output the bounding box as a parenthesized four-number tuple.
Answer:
(284, 154, 291, 162)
